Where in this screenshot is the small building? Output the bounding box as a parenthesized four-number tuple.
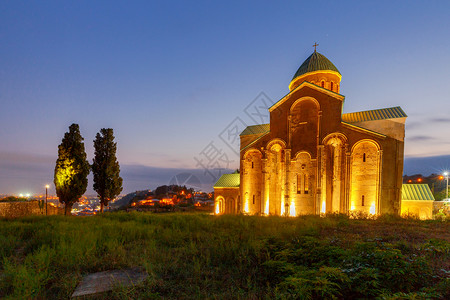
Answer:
(401, 184, 434, 219)
(213, 173, 240, 214)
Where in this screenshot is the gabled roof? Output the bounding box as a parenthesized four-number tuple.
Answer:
(240, 131, 269, 152)
(402, 184, 435, 201)
(240, 124, 270, 136)
(269, 81, 344, 112)
(342, 106, 407, 123)
(214, 173, 240, 188)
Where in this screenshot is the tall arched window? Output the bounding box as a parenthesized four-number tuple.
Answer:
(350, 141, 380, 214)
(321, 81, 325, 88)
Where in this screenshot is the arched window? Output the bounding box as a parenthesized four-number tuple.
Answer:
(363, 153, 366, 162)
(362, 195, 365, 206)
(321, 81, 325, 88)
(330, 82, 334, 91)
(304, 174, 308, 194)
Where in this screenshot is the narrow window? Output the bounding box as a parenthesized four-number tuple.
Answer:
(331, 82, 334, 91)
(321, 81, 325, 88)
(362, 195, 365, 206)
(363, 153, 366, 162)
(252, 162, 254, 169)
(253, 195, 255, 205)
(304, 174, 309, 194)
(297, 174, 301, 194)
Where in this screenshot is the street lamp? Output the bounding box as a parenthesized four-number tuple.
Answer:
(45, 185, 49, 215)
(444, 172, 449, 201)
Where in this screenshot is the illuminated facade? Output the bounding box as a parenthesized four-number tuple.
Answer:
(214, 50, 407, 216)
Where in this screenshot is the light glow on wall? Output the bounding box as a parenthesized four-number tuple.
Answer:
(350, 202, 355, 211)
(280, 197, 285, 215)
(370, 203, 376, 215)
(215, 202, 220, 214)
(244, 199, 249, 214)
(321, 200, 326, 214)
(289, 200, 296, 217)
(264, 197, 269, 215)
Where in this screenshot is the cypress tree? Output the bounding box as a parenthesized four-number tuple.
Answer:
(54, 124, 90, 215)
(92, 128, 123, 213)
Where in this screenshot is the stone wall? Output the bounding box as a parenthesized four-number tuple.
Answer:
(214, 188, 240, 214)
(401, 200, 433, 220)
(0, 201, 64, 218)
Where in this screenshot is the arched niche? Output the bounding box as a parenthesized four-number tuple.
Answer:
(350, 140, 381, 215)
(291, 151, 315, 215)
(265, 139, 286, 215)
(242, 149, 263, 215)
(290, 97, 320, 154)
(215, 196, 224, 215)
(225, 197, 235, 214)
(322, 133, 348, 213)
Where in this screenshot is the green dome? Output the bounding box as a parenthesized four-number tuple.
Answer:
(292, 51, 340, 80)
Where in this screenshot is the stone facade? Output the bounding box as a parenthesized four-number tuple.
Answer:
(214, 51, 406, 216)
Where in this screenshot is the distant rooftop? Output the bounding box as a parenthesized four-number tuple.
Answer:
(214, 173, 240, 188)
(402, 184, 435, 201)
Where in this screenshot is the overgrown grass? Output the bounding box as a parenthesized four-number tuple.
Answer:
(0, 213, 448, 299)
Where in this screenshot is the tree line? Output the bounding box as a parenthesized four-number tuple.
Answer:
(54, 124, 123, 215)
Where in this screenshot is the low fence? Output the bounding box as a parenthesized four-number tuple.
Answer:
(0, 200, 64, 218)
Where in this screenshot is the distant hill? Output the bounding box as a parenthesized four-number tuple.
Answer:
(111, 190, 149, 209)
(404, 155, 450, 175)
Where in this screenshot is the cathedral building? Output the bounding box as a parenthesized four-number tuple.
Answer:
(214, 49, 407, 216)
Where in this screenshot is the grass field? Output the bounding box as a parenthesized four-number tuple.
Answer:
(0, 212, 449, 299)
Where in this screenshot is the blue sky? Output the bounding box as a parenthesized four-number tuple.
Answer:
(1, 1, 450, 195)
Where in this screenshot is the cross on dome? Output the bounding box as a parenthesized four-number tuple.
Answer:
(313, 42, 319, 52)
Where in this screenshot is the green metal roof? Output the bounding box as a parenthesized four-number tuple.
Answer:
(402, 184, 435, 201)
(342, 106, 407, 123)
(240, 124, 270, 136)
(214, 173, 240, 188)
(292, 51, 340, 81)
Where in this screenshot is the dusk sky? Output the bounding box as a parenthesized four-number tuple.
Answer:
(1, 1, 450, 195)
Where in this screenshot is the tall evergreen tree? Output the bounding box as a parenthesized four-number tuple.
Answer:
(92, 128, 123, 213)
(54, 124, 90, 215)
